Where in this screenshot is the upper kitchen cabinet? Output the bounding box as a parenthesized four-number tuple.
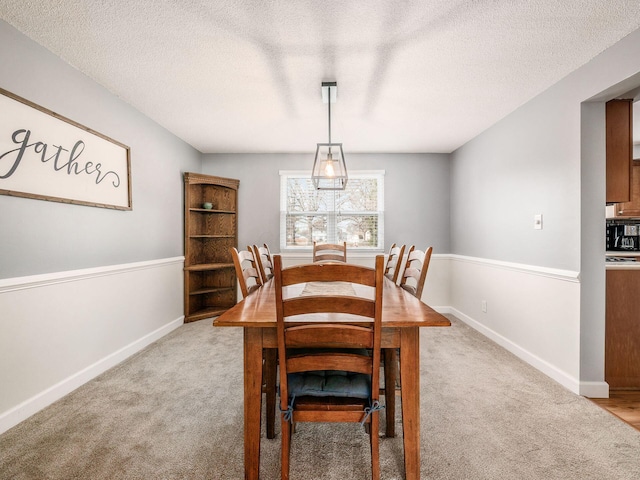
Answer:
(606, 99, 633, 204)
(614, 160, 640, 217)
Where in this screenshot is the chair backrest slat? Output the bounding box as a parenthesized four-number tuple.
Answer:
(231, 247, 263, 298)
(284, 324, 373, 349)
(282, 296, 375, 318)
(282, 261, 370, 286)
(288, 354, 373, 375)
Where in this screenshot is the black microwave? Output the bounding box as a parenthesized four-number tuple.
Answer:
(606, 223, 640, 251)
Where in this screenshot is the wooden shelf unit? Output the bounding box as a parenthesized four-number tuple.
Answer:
(183, 172, 239, 322)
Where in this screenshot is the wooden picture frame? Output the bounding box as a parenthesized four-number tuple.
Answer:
(0, 87, 132, 210)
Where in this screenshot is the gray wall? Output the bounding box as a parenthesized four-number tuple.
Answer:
(450, 27, 640, 384)
(450, 92, 581, 271)
(451, 28, 640, 273)
(201, 152, 451, 255)
(0, 20, 201, 279)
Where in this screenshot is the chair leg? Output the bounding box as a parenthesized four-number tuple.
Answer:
(383, 348, 396, 437)
(264, 348, 277, 439)
(395, 347, 401, 388)
(370, 412, 380, 480)
(281, 419, 291, 480)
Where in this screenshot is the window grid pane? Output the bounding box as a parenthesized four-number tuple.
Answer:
(281, 171, 384, 250)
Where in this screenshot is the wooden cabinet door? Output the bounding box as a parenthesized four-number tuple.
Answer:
(606, 99, 633, 204)
(606, 270, 640, 389)
(615, 160, 640, 216)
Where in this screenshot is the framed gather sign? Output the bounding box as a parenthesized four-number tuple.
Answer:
(0, 87, 132, 210)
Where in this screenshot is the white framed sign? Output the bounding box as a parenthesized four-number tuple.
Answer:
(0, 87, 132, 210)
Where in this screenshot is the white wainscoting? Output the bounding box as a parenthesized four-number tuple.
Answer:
(0, 257, 185, 434)
(447, 255, 605, 397)
(0, 252, 602, 435)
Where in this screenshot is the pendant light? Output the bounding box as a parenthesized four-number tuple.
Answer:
(312, 81, 347, 190)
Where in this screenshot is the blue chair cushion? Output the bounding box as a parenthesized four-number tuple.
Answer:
(288, 371, 371, 399)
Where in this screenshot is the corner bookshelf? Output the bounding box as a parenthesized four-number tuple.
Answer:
(183, 172, 239, 322)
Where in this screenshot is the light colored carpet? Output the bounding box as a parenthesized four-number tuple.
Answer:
(1, 315, 639, 479)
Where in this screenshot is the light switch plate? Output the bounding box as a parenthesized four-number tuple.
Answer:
(534, 214, 543, 230)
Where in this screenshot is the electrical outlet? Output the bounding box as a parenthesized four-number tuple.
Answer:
(481, 300, 487, 313)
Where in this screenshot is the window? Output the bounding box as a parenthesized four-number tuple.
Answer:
(280, 170, 384, 250)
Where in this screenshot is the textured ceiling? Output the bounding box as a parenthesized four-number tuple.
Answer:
(2, 1, 640, 153)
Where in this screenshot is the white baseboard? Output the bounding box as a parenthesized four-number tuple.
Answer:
(450, 307, 583, 395)
(432, 305, 609, 398)
(0, 316, 183, 435)
(579, 381, 610, 398)
(431, 306, 453, 314)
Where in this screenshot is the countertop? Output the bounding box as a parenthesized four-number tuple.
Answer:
(606, 251, 640, 269)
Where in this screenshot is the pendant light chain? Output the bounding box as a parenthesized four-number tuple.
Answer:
(327, 86, 332, 147)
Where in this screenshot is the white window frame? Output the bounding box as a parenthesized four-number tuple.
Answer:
(279, 170, 385, 251)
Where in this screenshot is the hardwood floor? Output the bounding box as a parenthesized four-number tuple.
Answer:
(591, 391, 640, 431)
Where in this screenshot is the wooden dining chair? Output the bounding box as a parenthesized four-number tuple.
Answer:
(252, 243, 274, 283)
(384, 243, 406, 284)
(230, 246, 277, 438)
(312, 241, 347, 263)
(381, 242, 405, 437)
(274, 254, 385, 480)
(384, 246, 433, 437)
(399, 245, 433, 300)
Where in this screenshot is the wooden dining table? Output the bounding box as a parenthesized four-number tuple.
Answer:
(213, 274, 450, 480)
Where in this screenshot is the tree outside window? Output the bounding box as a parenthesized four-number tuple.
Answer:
(280, 171, 384, 250)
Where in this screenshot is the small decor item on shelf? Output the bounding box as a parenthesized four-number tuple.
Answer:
(203, 202, 213, 209)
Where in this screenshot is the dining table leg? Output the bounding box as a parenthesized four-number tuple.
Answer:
(244, 328, 263, 480)
(383, 348, 397, 437)
(264, 348, 277, 439)
(400, 327, 420, 480)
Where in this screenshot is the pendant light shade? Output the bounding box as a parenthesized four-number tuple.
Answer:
(312, 82, 347, 190)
